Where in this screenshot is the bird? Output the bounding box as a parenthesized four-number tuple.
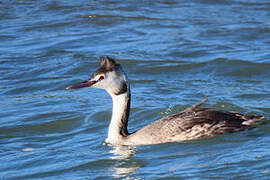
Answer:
(66, 56, 265, 146)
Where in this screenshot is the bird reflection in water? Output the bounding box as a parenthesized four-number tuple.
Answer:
(108, 145, 142, 179)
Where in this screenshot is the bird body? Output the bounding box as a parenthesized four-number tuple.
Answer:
(67, 56, 265, 146)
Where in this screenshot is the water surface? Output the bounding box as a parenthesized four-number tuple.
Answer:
(1, 0, 270, 179)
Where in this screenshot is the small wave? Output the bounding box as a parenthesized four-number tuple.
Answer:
(136, 58, 270, 78)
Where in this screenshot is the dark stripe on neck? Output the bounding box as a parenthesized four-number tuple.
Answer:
(114, 81, 128, 96)
(120, 91, 130, 137)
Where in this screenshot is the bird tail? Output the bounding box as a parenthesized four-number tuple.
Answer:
(241, 115, 265, 126)
(187, 97, 266, 126)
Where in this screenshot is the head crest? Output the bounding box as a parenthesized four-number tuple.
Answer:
(100, 56, 116, 70)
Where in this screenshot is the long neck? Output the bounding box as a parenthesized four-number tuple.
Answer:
(107, 91, 131, 143)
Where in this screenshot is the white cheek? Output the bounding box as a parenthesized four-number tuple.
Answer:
(104, 76, 116, 92)
(93, 80, 106, 89)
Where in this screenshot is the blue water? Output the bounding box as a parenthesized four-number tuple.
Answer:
(1, 0, 270, 179)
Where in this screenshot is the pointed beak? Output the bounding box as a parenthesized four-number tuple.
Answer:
(66, 80, 96, 90)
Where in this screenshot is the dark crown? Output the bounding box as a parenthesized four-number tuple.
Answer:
(100, 56, 117, 70)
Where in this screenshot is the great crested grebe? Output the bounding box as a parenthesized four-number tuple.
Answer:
(67, 56, 265, 146)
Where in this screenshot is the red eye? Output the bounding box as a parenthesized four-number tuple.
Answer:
(98, 76, 104, 81)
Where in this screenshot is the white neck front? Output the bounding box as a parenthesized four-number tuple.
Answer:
(106, 91, 130, 144)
